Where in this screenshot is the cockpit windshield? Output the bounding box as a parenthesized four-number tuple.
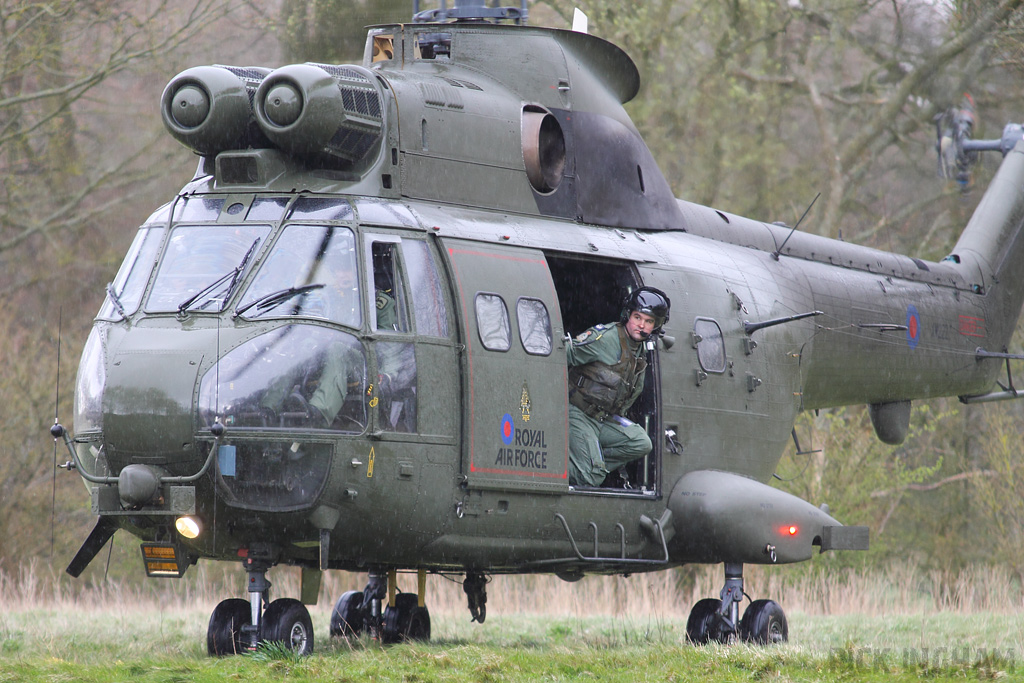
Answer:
(147, 224, 271, 313)
(236, 225, 361, 327)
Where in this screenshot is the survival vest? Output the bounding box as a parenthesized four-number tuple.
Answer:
(568, 325, 647, 421)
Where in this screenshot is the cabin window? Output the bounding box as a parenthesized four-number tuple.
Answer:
(516, 297, 552, 356)
(475, 293, 511, 351)
(98, 225, 164, 320)
(404, 240, 449, 337)
(415, 32, 451, 60)
(694, 318, 726, 373)
(236, 225, 360, 326)
(372, 34, 395, 62)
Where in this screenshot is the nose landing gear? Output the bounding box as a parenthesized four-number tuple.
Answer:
(685, 562, 788, 645)
(207, 551, 315, 656)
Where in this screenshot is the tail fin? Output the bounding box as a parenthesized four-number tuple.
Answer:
(949, 140, 1024, 345)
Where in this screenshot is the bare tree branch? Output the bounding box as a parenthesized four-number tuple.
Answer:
(871, 469, 998, 498)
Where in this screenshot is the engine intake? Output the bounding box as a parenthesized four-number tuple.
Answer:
(254, 63, 385, 169)
(161, 65, 270, 156)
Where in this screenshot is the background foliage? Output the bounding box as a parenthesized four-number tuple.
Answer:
(2, 0, 1024, 593)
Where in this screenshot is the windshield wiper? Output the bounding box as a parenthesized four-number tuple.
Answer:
(225, 238, 261, 301)
(233, 283, 325, 318)
(105, 283, 127, 320)
(177, 237, 261, 314)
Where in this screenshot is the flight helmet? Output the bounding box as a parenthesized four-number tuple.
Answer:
(622, 286, 671, 333)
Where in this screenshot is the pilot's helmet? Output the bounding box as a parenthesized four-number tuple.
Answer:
(622, 286, 671, 331)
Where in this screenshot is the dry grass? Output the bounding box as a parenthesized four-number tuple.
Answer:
(2, 559, 1022, 618)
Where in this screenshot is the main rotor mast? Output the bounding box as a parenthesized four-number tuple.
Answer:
(412, 0, 529, 24)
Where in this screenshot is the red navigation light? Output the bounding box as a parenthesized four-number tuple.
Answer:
(787, 525, 798, 536)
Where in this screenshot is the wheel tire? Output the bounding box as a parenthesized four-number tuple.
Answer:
(207, 598, 251, 656)
(686, 598, 724, 645)
(739, 599, 788, 645)
(404, 605, 431, 641)
(330, 590, 365, 638)
(262, 598, 315, 655)
(381, 592, 431, 644)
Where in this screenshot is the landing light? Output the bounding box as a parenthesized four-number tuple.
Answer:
(175, 516, 202, 539)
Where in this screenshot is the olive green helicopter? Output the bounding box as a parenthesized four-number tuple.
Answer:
(51, 0, 1024, 655)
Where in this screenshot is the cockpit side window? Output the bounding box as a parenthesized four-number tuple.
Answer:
(368, 239, 410, 333)
(98, 225, 164, 320)
(366, 236, 417, 432)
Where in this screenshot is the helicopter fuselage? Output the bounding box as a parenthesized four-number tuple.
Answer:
(61, 16, 1024, 649)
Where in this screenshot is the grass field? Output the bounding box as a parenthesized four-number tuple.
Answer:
(2, 563, 1022, 681)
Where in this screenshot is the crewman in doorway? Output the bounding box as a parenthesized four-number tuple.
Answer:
(566, 287, 670, 486)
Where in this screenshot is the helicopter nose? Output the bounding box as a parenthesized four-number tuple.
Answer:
(101, 329, 208, 475)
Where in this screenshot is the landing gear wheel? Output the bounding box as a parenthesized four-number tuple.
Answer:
(262, 598, 314, 655)
(686, 598, 724, 645)
(330, 590, 365, 638)
(739, 599, 788, 645)
(381, 593, 431, 644)
(207, 598, 251, 656)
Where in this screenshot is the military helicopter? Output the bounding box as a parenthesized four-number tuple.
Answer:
(52, 0, 1024, 654)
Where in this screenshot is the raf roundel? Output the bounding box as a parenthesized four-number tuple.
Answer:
(500, 413, 515, 445)
(906, 305, 920, 349)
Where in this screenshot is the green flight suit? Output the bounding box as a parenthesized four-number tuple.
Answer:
(308, 340, 363, 427)
(565, 322, 652, 486)
(311, 289, 398, 427)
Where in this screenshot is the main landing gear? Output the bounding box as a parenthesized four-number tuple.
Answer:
(686, 563, 788, 645)
(329, 570, 432, 643)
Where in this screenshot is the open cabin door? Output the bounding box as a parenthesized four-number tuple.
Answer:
(440, 239, 569, 492)
(546, 254, 663, 494)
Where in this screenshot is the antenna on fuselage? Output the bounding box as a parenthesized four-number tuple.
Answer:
(771, 192, 820, 261)
(50, 308, 62, 560)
